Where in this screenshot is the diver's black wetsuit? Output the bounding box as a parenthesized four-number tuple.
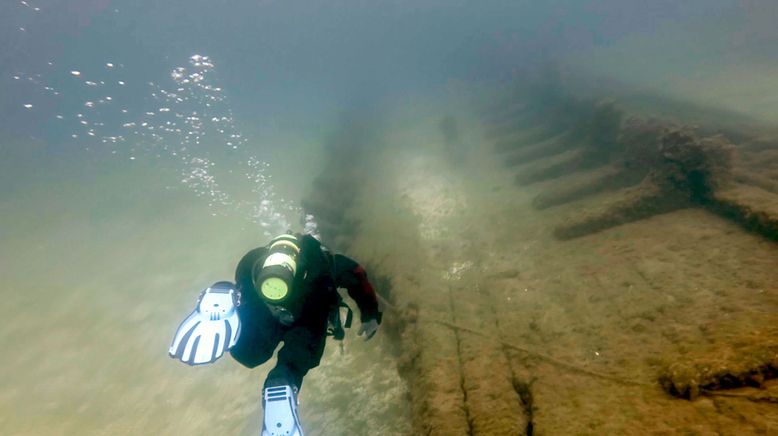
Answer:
(229, 234, 380, 389)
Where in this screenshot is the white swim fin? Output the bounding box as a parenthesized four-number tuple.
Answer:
(169, 282, 241, 365)
(261, 385, 304, 436)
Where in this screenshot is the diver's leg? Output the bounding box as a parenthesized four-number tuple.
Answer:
(266, 325, 327, 390)
(261, 318, 325, 436)
(230, 302, 281, 368)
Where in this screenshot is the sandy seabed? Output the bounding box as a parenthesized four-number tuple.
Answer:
(329, 101, 778, 435)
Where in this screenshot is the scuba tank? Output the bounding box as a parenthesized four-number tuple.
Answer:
(252, 234, 302, 325)
(253, 233, 355, 336)
(255, 234, 300, 303)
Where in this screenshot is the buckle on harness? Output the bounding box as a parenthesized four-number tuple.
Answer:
(327, 301, 353, 341)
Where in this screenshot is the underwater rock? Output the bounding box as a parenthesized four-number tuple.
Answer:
(659, 345, 778, 400)
(653, 129, 735, 202)
(710, 184, 778, 241)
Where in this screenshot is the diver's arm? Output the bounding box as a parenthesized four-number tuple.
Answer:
(332, 254, 381, 323)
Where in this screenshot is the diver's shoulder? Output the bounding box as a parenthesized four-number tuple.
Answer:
(235, 246, 268, 280)
(239, 246, 268, 263)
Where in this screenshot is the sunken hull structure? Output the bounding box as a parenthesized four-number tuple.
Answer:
(303, 79, 778, 434)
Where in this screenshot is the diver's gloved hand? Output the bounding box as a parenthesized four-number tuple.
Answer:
(357, 318, 380, 341)
(169, 281, 241, 365)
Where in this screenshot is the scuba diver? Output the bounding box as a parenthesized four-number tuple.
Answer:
(168, 232, 382, 436)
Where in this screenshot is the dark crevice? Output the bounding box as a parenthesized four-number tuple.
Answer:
(483, 282, 534, 436)
(512, 378, 535, 436)
(447, 285, 475, 436)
